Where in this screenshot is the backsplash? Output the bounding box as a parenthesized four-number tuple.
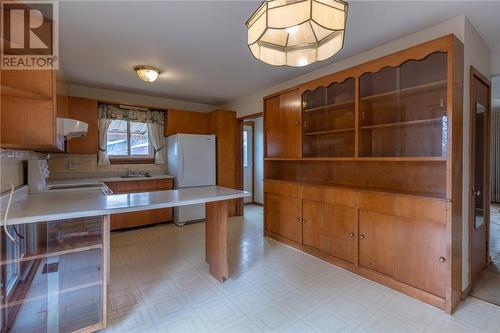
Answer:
(48, 154, 166, 179)
(0, 149, 47, 193)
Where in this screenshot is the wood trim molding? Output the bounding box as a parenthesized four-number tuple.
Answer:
(237, 112, 263, 121)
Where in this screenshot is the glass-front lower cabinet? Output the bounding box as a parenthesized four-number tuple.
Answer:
(0, 216, 107, 333)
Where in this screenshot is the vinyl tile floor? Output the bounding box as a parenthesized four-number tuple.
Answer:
(471, 205, 500, 307)
(103, 205, 500, 333)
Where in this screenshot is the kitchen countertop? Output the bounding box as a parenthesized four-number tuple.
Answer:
(2, 186, 250, 225)
(47, 174, 174, 185)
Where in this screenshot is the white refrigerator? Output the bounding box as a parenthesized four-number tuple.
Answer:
(167, 134, 216, 226)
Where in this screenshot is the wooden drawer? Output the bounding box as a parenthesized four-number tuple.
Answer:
(106, 179, 172, 194)
(156, 178, 173, 190)
(110, 208, 173, 230)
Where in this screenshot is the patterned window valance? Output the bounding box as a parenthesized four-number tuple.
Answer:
(98, 103, 165, 125)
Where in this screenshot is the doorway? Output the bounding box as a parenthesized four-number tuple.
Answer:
(243, 122, 254, 204)
(238, 113, 264, 207)
(469, 67, 498, 305)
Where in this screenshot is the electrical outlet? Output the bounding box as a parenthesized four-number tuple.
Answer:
(67, 161, 76, 170)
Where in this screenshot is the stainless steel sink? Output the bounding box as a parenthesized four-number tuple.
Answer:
(120, 174, 152, 179)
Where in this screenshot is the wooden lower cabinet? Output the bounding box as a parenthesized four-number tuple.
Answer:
(106, 179, 173, 230)
(324, 203, 356, 264)
(394, 217, 447, 298)
(358, 211, 396, 277)
(279, 196, 302, 243)
(302, 200, 357, 264)
(264, 193, 301, 243)
(264, 180, 450, 311)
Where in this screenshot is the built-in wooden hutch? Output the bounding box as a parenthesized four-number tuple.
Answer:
(263, 34, 464, 313)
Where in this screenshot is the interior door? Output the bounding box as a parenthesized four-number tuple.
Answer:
(470, 70, 491, 284)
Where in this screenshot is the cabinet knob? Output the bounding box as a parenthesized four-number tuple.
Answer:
(302, 218, 307, 224)
(439, 257, 446, 263)
(296, 218, 301, 223)
(349, 232, 355, 237)
(359, 235, 365, 240)
(295, 120, 300, 125)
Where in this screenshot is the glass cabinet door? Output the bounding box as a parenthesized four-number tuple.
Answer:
(359, 52, 448, 157)
(1, 217, 105, 333)
(302, 78, 355, 157)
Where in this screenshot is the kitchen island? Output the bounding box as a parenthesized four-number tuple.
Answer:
(0, 186, 249, 333)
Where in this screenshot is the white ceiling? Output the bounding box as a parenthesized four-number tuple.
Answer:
(59, 1, 500, 106)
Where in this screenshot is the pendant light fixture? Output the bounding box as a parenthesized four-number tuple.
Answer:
(134, 65, 160, 83)
(246, 0, 348, 67)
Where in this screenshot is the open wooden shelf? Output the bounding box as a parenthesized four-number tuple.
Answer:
(1, 281, 103, 310)
(361, 80, 446, 102)
(0, 235, 102, 265)
(304, 128, 355, 136)
(360, 117, 444, 130)
(303, 100, 355, 113)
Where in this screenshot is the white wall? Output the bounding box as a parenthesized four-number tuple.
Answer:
(224, 15, 494, 291)
(462, 17, 491, 289)
(254, 117, 264, 204)
(58, 83, 215, 112)
(491, 46, 500, 76)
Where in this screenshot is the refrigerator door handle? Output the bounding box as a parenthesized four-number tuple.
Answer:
(178, 138, 184, 188)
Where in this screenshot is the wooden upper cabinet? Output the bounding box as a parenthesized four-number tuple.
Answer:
(302, 78, 356, 157)
(359, 52, 448, 158)
(164, 109, 210, 136)
(265, 89, 301, 158)
(66, 97, 99, 154)
(0, 70, 63, 151)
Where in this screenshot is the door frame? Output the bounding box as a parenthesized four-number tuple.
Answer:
(242, 121, 255, 203)
(468, 66, 492, 286)
(237, 112, 263, 206)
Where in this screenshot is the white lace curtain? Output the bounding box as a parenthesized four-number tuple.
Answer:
(98, 104, 166, 165)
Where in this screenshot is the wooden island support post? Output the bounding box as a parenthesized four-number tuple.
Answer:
(205, 200, 230, 282)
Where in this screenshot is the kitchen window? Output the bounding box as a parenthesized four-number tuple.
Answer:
(106, 119, 153, 160)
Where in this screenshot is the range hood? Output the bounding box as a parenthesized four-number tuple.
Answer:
(57, 118, 88, 140)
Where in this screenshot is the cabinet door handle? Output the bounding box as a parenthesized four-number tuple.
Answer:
(295, 120, 300, 125)
(439, 257, 446, 263)
(349, 232, 355, 237)
(296, 218, 301, 223)
(302, 218, 307, 224)
(359, 235, 365, 240)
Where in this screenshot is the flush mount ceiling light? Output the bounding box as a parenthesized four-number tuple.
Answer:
(134, 65, 160, 83)
(246, 0, 348, 67)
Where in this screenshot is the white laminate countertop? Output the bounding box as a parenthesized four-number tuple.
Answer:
(47, 174, 174, 185)
(2, 186, 250, 225)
